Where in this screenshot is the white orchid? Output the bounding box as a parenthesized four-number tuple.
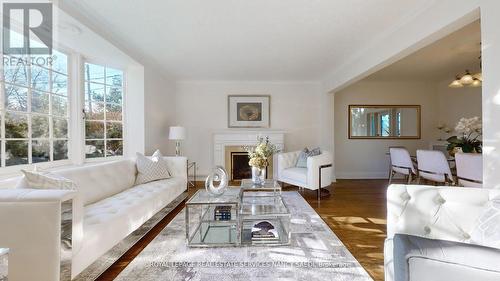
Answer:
(455, 116, 482, 135)
(447, 116, 482, 155)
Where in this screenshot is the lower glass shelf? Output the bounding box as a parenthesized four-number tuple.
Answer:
(241, 218, 290, 246)
(188, 222, 239, 247)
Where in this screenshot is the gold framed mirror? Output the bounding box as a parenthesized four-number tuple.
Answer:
(348, 105, 421, 139)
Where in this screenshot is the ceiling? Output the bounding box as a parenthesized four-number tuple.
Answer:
(366, 20, 481, 82)
(60, 0, 434, 81)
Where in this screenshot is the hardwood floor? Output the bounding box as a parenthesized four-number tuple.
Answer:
(98, 179, 388, 281)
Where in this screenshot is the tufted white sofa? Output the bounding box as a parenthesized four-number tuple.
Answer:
(0, 157, 187, 281)
(276, 150, 332, 199)
(385, 184, 500, 281)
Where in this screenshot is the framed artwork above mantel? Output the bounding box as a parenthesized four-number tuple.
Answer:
(228, 95, 270, 128)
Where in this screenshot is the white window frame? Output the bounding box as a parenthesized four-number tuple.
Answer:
(0, 50, 73, 176)
(82, 59, 126, 163)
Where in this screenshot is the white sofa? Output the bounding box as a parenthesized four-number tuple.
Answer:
(385, 184, 500, 281)
(276, 150, 332, 200)
(0, 157, 187, 281)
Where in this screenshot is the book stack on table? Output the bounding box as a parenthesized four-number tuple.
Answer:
(214, 205, 232, 221)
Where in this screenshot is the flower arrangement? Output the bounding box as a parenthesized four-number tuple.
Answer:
(446, 117, 482, 155)
(243, 136, 280, 169)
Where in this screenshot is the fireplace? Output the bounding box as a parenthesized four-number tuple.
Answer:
(224, 145, 273, 181)
(215, 131, 284, 180)
(231, 152, 252, 180)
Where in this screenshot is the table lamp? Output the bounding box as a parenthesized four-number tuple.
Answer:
(169, 126, 186, 156)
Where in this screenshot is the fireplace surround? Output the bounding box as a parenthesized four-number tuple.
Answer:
(213, 130, 285, 180)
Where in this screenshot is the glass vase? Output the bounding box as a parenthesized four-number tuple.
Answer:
(251, 166, 266, 185)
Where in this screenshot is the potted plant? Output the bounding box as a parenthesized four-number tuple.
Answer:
(446, 117, 482, 156)
(244, 136, 280, 185)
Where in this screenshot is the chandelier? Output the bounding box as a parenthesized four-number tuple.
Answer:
(449, 53, 482, 88)
(448, 70, 482, 88)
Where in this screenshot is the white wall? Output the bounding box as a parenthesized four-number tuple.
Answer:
(436, 79, 482, 134)
(481, 0, 500, 188)
(144, 67, 177, 155)
(174, 81, 322, 176)
(322, 0, 481, 92)
(334, 81, 438, 179)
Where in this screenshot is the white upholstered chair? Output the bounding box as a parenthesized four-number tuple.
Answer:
(455, 153, 483, 188)
(276, 150, 332, 201)
(416, 149, 454, 185)
(389, 147, 416, 184)
(385, 184, 500, 281)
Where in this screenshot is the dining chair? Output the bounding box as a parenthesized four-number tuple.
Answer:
(416, 150, 455, 185)
(389, 147, 416, 184)
(455, 153, 483, 188)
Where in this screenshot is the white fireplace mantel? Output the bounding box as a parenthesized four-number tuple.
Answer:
(212, 130, 285, 178)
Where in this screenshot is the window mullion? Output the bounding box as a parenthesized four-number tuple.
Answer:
(49, 66, 53, 162)
(103, 67, 107, 157)
(1, 80, 4, 168)
(27, 60, 32, 165)
(70, 54, 85, 165)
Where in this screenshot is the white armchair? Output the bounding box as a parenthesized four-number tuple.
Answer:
(276, 150, 333, 200)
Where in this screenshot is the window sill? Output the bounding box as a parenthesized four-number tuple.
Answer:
(0, 160, 74, 180)
(0, 156, 129, 181)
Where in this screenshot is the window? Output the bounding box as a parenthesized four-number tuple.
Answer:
(0, 50, 69, 167)
(380, 113, 390, 137)
(84, 63, 123, 159)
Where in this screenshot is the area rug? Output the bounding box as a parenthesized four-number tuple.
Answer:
(116, 191, 373, 281)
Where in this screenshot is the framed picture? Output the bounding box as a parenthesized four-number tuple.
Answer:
(228, 95, 270, 128)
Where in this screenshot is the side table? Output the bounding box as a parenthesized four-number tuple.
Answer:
(187, 161, 196, 190)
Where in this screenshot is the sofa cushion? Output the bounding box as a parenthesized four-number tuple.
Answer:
(281, 167, 307, 184)
(55, 159, 137, 205)
(73, 176, 185, 274)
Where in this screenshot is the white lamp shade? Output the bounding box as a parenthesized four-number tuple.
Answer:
(169, 126, 186, 140)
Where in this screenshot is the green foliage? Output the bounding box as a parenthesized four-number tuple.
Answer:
(446, 135, 482, 154)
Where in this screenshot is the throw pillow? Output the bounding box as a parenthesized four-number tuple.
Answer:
(295, 148, 309, 168)
(17, 169, 76, 190)
(308, 147, 321, 157)
(470, 198, 500, 248)
(135, 149, 171, 185)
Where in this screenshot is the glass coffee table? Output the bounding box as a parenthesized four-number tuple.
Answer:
(185, 181, 291, 247)
(239, 180, 291, 246)
(185, 188, 241, 247)
(240, 179, 281, 194)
